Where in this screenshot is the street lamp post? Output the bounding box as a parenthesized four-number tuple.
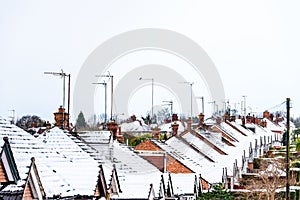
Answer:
(139, 77, 154, 123)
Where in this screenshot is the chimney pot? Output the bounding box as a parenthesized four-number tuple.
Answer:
(231, 115, 236, 122)
(198, 113, 204, 127)
(171, 122, 179, 136)
(107, 121, 118, 140)
(172, 114, 178, 122)
(152, 128, 161, 140)
(242, 117, 245, 126)
(263, 110, 270, 119)
(187, 118, 192, 130)
(248, 161, 253, 170)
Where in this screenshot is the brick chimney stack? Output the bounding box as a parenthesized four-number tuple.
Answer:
(231, 115, 236, 122)
(187, 118, 192, 131)
(152, 128, 161, 140)
(216, 117, 222, 125)
(54, 106, 69, 129)
(224, 113, 229, 122)
(248, 161, 253, 171)
(171, 122, 179, 136)
(263, 110, 270, 120)
(198, 113, 204, 127)
(107, 121, 118, 140)
(172, 114, 178, 122)
(262, 120, 267, 128)
(270, 113, 274, 122)
(241, 116, 245, 126)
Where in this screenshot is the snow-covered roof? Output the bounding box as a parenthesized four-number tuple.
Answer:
(0, 118, 99, 197)
(170, 173, 197, 195)
(151, 119, 276, 184)
(159, 121, 185, 133)
(264, 118, 286, 133)
(120, 121, 151, 132)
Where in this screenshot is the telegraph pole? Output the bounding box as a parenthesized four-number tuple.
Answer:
(286, 97, 291, 200)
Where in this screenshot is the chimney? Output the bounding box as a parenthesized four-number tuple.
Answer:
(54, 106, 69, 129)
(216, 117, 222, 125)
(187, 118, 192, 131)
(152, 128, 161, 140)
(263, 110, 270, 119)
(270, 113, 274, 122)
(171, 122, 179, 136)
(248, 161, 253, 171)
(130, 115, 136, 122)
(231, 115, 236, 122)
(246, 114, 251, 124)
(172, 114, 178, 122)
(198, 113, 204, 127)
(224, 113, 229, 122)
(262, 120, 267, 128)
(275, 113, 280, 124)
(58, 105, 64, 113)
(118, 126, 122, 136)
(107, 121, 118, 140)
(242, 116, 245, 126)
(46, 121, 51, 129)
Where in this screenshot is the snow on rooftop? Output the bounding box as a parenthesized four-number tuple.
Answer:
(264, 118, 286, 133)
(159, 121, 185, 133)
(170, 173, 197, 195)
(0, 118, 99, 197)
(182, 132, 222, 162)
(120, 120, 151, 132)
(156, 138, 223, 183)
(113, 171, 162, 199)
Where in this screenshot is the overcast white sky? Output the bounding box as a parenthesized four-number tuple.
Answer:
(0, 0, 300, 122)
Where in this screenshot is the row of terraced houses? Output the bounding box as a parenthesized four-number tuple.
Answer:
(0, 110, 290, 199)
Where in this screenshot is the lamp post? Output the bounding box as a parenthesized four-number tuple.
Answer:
(139, 77, 154, 123)
(93, 82, 107, 126)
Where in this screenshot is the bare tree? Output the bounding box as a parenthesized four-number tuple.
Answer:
(242, 158, 296, 200)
